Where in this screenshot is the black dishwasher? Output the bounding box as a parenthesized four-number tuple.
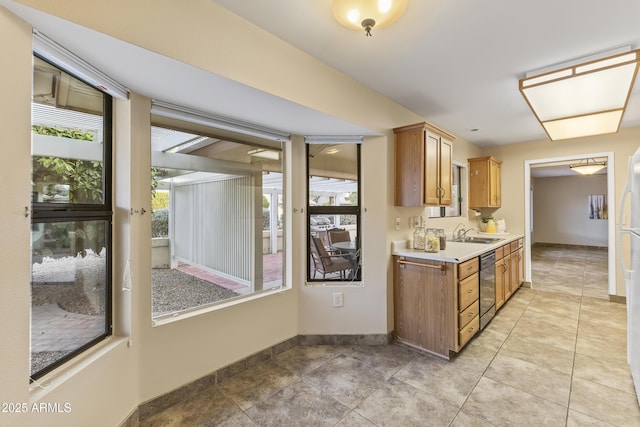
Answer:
(479, 251, 496, 330)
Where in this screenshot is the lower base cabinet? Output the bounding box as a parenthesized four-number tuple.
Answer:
(393, 256, 479, 359)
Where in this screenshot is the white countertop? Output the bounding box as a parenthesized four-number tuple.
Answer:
(392, 233, 522, 263)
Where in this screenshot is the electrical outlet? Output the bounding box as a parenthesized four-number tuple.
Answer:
(332, 292, 344, 308)
(395, 217, 401, 230)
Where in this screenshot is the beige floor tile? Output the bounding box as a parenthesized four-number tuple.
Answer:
(450, 340, 498, 375)
(566, 410, 615, 427)
(393, 355, 482, 408)
(217, 413, 258, 426)
(467, 326, 509, 352)
(462, 377, 567, 426)
(484, 354, 572, 405)
(335, 410, 376, 426)
(508, 320, 577, 352)
(141, 386, 243, 427)
(341, 344, 418, 379)
(450, 410, 495, 427)
(570, 377, 640, 427)
(519, 308, 579, 334)
(272, 345, 343, 375)
(218, 361, 299, 411)
(303, 353, 389, 409)
(354, 378, 459, 426)
(573, 353, 636, 395)
(499, 334, 575, 375)
(576, 321, 627, 360)
(579, 300, 627, 330)
(243, 379, 349, 426)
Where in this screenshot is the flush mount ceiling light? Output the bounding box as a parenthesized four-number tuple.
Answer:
(332, 0, 408, 36)
(519, 48, 640, 141)
(569, 158, 607, 175)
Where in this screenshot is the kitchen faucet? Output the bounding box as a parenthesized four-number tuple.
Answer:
(457, 228, 472, 240)
(452, 223, 465, 239)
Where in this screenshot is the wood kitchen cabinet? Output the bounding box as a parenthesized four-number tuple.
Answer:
(393, 255, 478, 359)
(495, 246, 507, 310)
(394, 122, 455, 207)
(468, 156, 502, 208)
(510, 239, 525, 292)
(495, 238, 525, 311)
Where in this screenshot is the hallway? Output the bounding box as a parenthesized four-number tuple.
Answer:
(141, 246, 639, 426)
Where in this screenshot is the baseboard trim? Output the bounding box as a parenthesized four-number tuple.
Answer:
(609, 294, 626, 304)
(127, 333, 392, 425)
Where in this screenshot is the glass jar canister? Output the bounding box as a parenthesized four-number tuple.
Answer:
(426, 228, 440, 252)
(413, 227, 425, 250)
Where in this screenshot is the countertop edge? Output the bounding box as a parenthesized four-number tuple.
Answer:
(392, 234, 523, 263)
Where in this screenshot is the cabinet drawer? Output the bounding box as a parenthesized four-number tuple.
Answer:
(495, 245, 504, 259)
(459, 315, 479, 348)
(458, 258, 479, 280)
(517, 238, 524, 248)
(510, 241, 519, 253)
(459, 300, 479, 329)
(458, 272, 479, 310)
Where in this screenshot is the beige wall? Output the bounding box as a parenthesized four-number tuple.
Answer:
(532, 174, 608, 246)
(485, 127, 640, 295)
(4, 2, 638, 425)
(1, 2, 428, 425)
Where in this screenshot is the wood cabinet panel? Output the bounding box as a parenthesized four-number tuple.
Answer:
(458, 272, 479, 311)
(495, 256, 506, 310)
(459, 300, 479, 329)
(458, 257, 479, 280)
(393, 257, 455, 356)
(394, 122, 455, 207)
(468, 156, 502, 208)
(459, 315, 480, 348)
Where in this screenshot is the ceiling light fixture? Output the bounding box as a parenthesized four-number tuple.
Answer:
(332, 0, 408, 36)
(569, 158, 607, 175)
(519, 48, 640, 141)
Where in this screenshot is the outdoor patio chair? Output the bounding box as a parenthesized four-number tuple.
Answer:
(310, 236, 353, 279)
(327, 228, 350, 246)
(327, 228, 351, 254)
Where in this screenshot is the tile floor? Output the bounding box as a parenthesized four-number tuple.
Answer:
(141, 245, 640, 426)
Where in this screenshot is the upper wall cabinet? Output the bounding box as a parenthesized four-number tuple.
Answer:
(468, 156, 502, 208)
(394, 122, 455, 207)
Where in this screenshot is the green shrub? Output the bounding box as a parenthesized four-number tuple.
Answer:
(152, 208, 169, 237)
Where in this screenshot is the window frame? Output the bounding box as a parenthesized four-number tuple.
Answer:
(306, 142, 362, 284)
(30, 54, 113, 380)
(148, 111, 289, 322)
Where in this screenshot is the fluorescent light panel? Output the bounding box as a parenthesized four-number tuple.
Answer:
(520, 49, 640, 141)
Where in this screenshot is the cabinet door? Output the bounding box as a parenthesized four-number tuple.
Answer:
(515, 247, 524, 289)
(468, 160, 488, 208)
(394, 258, 455, 354)
(495, 258, 505, 310)
(503, 253, 512, 300)
(489, 159, 501, 207)
(424, 132, 441, 205)
(394, 127, 425, 206)
(509, 250, 519, 294)
(439, 138, 453, 205)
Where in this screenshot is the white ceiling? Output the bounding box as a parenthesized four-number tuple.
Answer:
(3, 0, 640, 149)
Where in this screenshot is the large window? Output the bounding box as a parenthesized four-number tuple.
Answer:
(30, 55, 112, 379)
(306, 140, 361, 283)
(150, 107, 286, 320)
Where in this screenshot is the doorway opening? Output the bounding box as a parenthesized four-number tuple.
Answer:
(524, 152, 616, 297)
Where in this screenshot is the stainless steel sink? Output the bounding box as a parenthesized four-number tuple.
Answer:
(452, 236, 503, 244)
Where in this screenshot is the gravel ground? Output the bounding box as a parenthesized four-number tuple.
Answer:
(30, 254, 239, 376)
(152, 268, 240, 316)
